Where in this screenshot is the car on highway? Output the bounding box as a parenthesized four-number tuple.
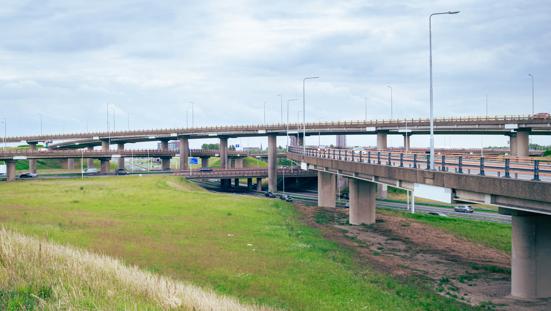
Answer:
(19, 172, 38, 179)
(82, 168, 99, 175)
(264, 191, 276, 198)
(115, 168, 129, 175)
(199, 168, 213, 172)
(454, 205, 474, 213)
(279, 194, 293, 202)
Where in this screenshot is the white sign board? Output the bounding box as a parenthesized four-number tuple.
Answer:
(288, 130, 298, 134)
(0, 164, 6, 175)
(170, 133, 178, 137)
(234, 144, 243, 151)
(505, 124, 518, 130)
(13, 156, 27, 160)
(300, 162, 308, 171)
(208, 133, 217, 137)
(111, 154, 121, 158)
(365, 127, 376, 132)
(257, 130, 266, 134)
(413, 183, 452, 204)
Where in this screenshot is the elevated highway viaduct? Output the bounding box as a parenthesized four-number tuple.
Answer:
(288, 146, 551, 299)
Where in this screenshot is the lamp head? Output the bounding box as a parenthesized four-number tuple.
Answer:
(448, 11, 460, 14)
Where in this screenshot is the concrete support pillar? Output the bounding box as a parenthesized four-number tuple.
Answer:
(101, 140, 109, 151)
(67, 158, 75, 170)
(179, 137, 189, 171)
(160, 140, 169, 151)
(5, 160, 16, 181)
(377, 184, 388, 199)
(403, 134, 411, 151)
(100, 159, 110, 174)
(161, 158, 171, 171)
(234, 178, 240, 188)
(87, 146, 95, 169)
(511, 212, 551, 298)
(229, 158, 235, 169)
(290, 136, 298, 147)
(376, 132, 388, 150)
(516, 131, 530, 157)
(221, 179, 231, 190)
(256, 178, 263, 191)
(337, 176, 348, 195)
(201, 157, 209, 168)
(267, 134, 277, 193)
(101, 141, 110, 169)
(509, 134, 518, 156)
(317, 171, 336, 208)
(234, 157, 244, 169)
(336, 135, 347, 148)
(349, 179, 377, 225)
(298, 134, 304, 147)
(219, 137, 228, 169)
(28, 143, 37, 174)
(247, 178, 253, 190)
(117, 143, 125, 170)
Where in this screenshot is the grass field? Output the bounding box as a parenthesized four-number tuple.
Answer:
(380, 209, 511, 253)
(0, 176, 477, 310)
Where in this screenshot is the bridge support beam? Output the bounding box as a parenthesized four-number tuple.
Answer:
(509, 134, 518, 156)
(28, 142, 38, 174)
(86, 146, 95, 169)
(161, 157, 171, 171)
(403, 134, 411, 152)
(256, 178, 262, 191)
(100, 159, 110, 174)
(101, 140, 109, 151)
(5, 160, 16, 181)
(201, 156, 209, 168)
(377, 184, 388, 199)
(234, 157, 244, 169)
(318, 171, 336, 208)
(117, 143, 125, 170)
(219, 137, 228, 169)
(516, 130, 529, 157)
(376, 131, 388, 150)
(179, 137, 189, 171)
(511, 211, 551, 298)
(268, 134, 277, 193)
(349, 179, 377, 225)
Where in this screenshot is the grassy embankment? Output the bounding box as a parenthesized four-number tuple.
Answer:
(0, 176, 477, 310)
(0, 229, 267, 310)
(379, 209, 511, 253)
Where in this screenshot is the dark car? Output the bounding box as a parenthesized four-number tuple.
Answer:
(279, 194, 293, 202)
(19, 173, 38, 179)
(454, 205, 474, 213)
(199, 168, 213, 172)
(115, 168, 129, 175)
(264, 191, 276, 198)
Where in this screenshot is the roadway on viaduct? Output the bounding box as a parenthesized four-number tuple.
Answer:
(287, 146, 551, 299)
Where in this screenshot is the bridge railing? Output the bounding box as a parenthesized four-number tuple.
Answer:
(289, 146, 551, 182)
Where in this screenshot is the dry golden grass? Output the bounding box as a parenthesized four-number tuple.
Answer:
(0, 228, 273, 311)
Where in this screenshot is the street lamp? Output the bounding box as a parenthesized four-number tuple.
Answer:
(364, 97, 368, 121)
(528, 73, 534, 114)
(277, 94, 283, 123)
(302, 76, 320, 154)
(386, 85, 393, 119)
(1, 119, 6, 152)
(429, 10, 460, 170)
(189, 101, 195, 127)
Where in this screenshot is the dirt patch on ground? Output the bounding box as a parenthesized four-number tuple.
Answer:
(295, 204, 551, 311)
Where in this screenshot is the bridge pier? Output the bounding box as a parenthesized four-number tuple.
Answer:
(318, 171, 336, 208)
(100, 159, 110, 174)
(234, 157, 244, 169)
(200, 156, 209, 168)
(509, 134, 518, 156)
(349, 179, 377, 225)
(5, 160, 16, 181)
(511, 211, 551, 298)
(219, 137, 228, 169)
(179, 137, 189, 171)
(256, 178, 263, 191)
(247, 178, 253, 190)
(376, 131, 388, 150)
(66, 158, 75, 170)
(101, 141, 110, 169)
(298, 134, 304, 147)
(86, 146, 95, 169)
(117, 143, 125, 170)
(161, 157, 171, 171)
(516, 130, 529, 157)
(229, 158, 235, 168)
(268, 134, 277, 193)
(234, 178, 240, 188)
(403, 134, 411, 152)
(28, 142, 38, 174)
(377, 184, 388, 199)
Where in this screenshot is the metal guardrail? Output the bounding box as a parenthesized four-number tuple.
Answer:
(175, 168, 316, 178)
(5, 114, 549, 142)
(289, 146, 551, 182)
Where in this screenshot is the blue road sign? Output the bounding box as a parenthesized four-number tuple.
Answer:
(189, 157, 199, 165)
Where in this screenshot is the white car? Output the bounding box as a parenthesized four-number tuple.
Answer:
(82, 168, 99, 175)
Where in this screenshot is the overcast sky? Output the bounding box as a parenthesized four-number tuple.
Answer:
(0, 0, 549, 148)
